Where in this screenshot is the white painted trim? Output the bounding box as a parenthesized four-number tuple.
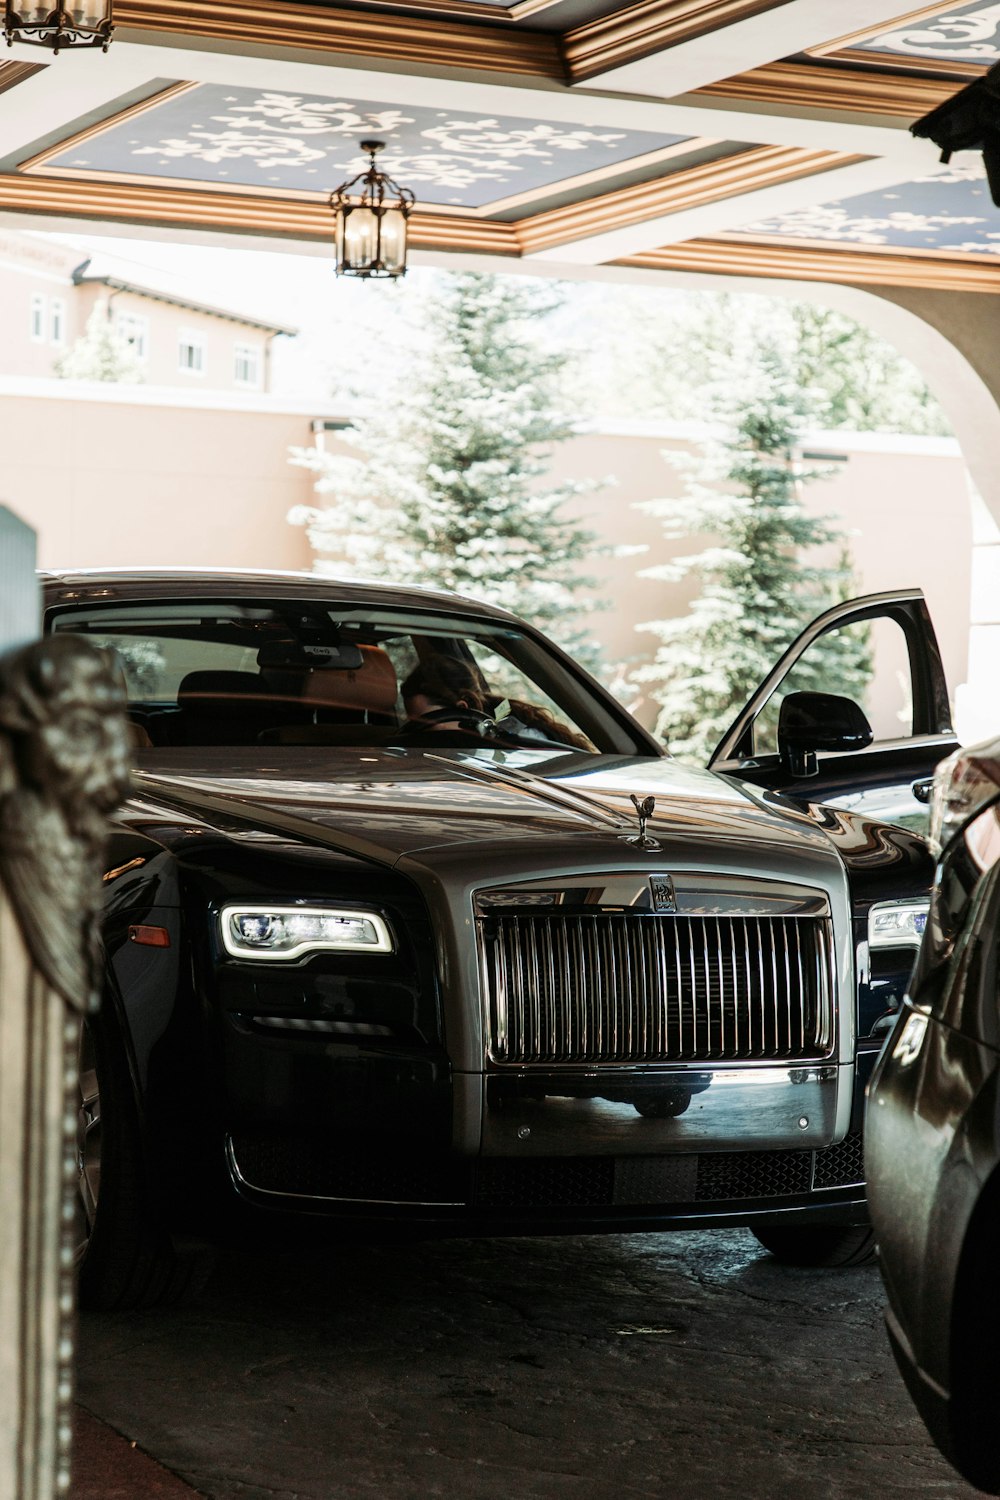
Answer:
(527, 156, 944, 264)
(0, 36, 928, 174)
(572, 416, 963, 456)
(0, 373, 345, 415)
(575, 0, 923, 98)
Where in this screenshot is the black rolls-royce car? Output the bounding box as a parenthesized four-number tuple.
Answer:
(868, 735, 1000, 1493)
(55, 570, 952, 1308)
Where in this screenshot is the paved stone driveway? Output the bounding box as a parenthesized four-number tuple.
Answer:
(76, 1227, 978, 1499)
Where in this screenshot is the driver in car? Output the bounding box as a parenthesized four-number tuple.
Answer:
(400, 658, 488, 732)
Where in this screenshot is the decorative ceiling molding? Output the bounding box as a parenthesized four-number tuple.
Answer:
(113, 0, 562, 78)
(806, 1, 970, 57)
(19, 82, 200, 175)
(619, 236, 1000, 291)
(563, 0, 785, 83)
(516, 144, 857, 252)
(3, 170, 999, 292)
(0, 60, 45, 95)
(694, 60, 959, 116)
(0, 172, 521, 253)
(825, 47, 982, 78)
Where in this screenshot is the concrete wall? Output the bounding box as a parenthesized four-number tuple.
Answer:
(0, 380, 976, 732)
(0, 380, 316, 572)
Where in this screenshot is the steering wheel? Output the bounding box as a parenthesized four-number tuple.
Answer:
(391, 706, 497, 745)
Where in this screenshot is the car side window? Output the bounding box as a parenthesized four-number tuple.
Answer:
(753, 616, 913, 758)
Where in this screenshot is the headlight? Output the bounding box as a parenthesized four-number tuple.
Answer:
(929, 737, 1000, 856)
(220, 905, 393, 961)
(868, 899, 930, 951)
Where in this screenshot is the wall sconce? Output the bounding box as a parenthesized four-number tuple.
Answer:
(330, 140, 415, 280)
(3, 1, 114, 52)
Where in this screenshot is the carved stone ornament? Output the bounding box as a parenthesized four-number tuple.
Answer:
(0, 634, 130, 1499)
(0, 634, 131, 1010)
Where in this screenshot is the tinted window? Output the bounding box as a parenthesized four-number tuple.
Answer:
(50, 598, 645, 757)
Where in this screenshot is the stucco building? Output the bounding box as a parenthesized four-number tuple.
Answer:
(0, 229, 295, 391)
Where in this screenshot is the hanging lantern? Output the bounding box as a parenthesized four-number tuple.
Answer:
(3, 1, 114, 52)
(330, 140, 415, 280)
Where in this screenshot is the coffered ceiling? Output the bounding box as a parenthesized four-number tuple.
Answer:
(0, 0, 998, 292)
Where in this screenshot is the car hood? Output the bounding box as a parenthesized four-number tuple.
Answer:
(130, 745, 839, 877)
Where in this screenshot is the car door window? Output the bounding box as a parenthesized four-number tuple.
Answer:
(753, 616, 913, 757)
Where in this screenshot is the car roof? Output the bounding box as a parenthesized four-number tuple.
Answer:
(40, 567, 519, 624)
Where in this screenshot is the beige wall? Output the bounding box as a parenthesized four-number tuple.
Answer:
(0, 383, 316, 572)
(0, 383, 974, 731)
(558, 425, 972, 719)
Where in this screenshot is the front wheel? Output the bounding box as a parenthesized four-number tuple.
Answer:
(76, 1006, 214, 1310)
(750, 1224, 877, 1268)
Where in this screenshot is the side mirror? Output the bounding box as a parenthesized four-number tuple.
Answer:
(777, 691, 873, 778)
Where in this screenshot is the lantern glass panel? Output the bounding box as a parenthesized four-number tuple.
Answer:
(343, 207, 379, 272)
(378, 210, 408, 275)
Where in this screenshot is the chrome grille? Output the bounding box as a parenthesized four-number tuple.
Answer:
(479, 913, 834, 1065)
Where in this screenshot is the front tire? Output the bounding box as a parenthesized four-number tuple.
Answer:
(76, 1006, 213, 1310)
(750, 1223, 877, 1268)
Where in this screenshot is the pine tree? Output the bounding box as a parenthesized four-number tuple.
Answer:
(634, 346, 871, 761)
(288, 272, 608, 658)
(55, 302, 144, 383)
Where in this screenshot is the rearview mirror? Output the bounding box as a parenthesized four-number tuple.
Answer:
(777, 691, 873, 778)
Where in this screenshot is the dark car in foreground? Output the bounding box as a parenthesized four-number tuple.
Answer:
(868, 735, 1000, 1494)
(54, 571, 954, 1308)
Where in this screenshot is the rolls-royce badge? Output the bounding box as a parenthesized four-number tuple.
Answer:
(650, 874, 677, 913)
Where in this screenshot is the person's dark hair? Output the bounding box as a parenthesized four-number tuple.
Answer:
(401, 657, 487, 714)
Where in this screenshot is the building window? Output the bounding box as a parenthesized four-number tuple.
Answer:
(30, 293, 45, 342)
(50, 298, 65, 345)
(233, 342, 261, 388)
(117, 312, 148, 361)
(178, 329, 206, 375)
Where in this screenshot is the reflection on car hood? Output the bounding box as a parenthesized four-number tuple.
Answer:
(130, 745, 838, 873)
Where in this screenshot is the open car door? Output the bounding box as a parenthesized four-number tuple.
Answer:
(707, 590, 957, 835)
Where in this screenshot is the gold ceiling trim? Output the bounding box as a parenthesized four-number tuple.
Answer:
(19, 81, 200, 175)
(563, 0, 786, 83)
(806, 1, 969, 58)
(0, 60, 44, 95)
(619, 238, 1000, 293)
(2, 171, 997, 292)
(0, 173, 520, 253)
(826, 47, 983, 80)
(694, 60, 959, 117)
(114, 0, 562, 77)
(516, 145, 859, 252)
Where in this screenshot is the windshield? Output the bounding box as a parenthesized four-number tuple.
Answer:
(50, 597, 648, 757)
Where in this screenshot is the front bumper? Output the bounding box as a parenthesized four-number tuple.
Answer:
(481, 1062, 847, 1157)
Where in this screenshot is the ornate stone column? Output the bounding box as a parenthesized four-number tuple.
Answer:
(0, 507, 130, 1498)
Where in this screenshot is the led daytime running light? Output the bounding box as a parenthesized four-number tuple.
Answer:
(221, 904, 393, 961)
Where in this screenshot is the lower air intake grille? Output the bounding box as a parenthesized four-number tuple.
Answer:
(228, 1134, 468, 1205)
(480, 913, 834, 1065)
(474, 1136, 865, 1209)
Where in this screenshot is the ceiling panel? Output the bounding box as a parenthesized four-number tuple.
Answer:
(850, 2, 1000, 68)
(730, 158, 1000, 256)
(34, 82, 693, 210)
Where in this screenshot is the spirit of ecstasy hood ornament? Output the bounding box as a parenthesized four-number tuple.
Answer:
(625, 793, 660, 851)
